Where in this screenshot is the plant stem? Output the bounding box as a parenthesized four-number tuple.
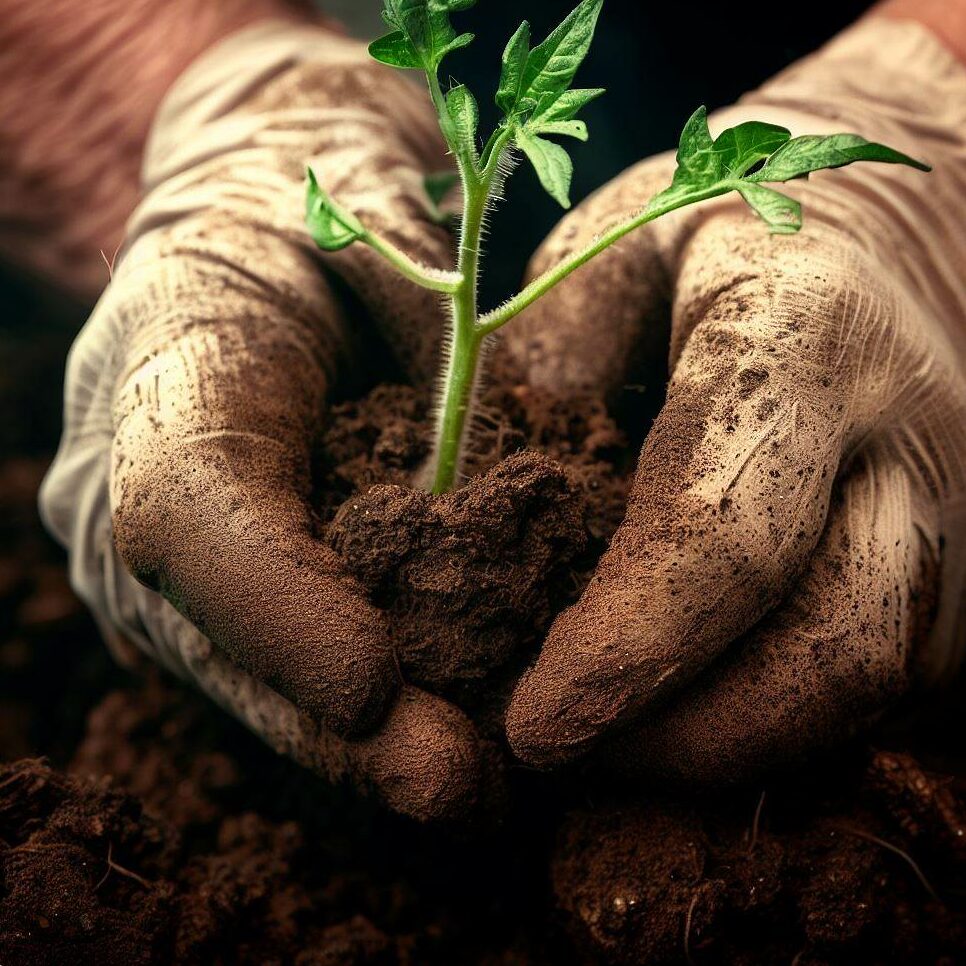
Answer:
(430, 166, 488, 494)
(363, 231, 463, 293)
(477, 184, 728, 334)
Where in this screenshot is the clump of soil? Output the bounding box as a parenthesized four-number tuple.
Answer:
(329, 451, 587, 695)
(553, 752, 966, 964)
(317, 373, 631, 714)
(0, 755, 403, 966)
(315, 376, 632, 544)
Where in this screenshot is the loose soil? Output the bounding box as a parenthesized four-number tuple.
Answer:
(2, 335, 966, 963)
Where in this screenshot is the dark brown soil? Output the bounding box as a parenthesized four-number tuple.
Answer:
(2, 336, 966, 963)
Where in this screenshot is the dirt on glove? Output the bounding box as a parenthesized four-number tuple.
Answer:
(3, 332, 966, 963)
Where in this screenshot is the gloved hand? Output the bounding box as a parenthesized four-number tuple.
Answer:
(40, 22, 483, 822)
(504, 16, 966, 783)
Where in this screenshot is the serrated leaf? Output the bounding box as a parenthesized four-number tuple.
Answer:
(368, 31, 423, 69)
(753, 133, 931, 182)
(648, 108, 929, 238)
(711, 121, 791, 177)
(518, 0, 602, 111)
(533, 120, 588, 141)
(497, 22, 530, 113)
(516, 129, 574, 208)
(377, 0, 476, 73)
(424, 171, 460, 208)
(446, 85, 479, 152)
(305, 170, 366, 251)
(536, 87, 605, 123)
(674, 106, 720, 181)
(737, 183, 802, 234)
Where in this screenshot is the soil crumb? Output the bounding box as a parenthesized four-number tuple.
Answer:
(317, 371, 632, 711)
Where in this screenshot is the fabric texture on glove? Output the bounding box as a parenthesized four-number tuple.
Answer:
(39, 21, 484, 822)
(503, 17, 966, 776)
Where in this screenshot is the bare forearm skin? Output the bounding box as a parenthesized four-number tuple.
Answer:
(878, 0, 966, 63)
(0, 0, 315, 300)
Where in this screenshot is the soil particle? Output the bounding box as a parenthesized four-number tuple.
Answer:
(552, 803, 724, 965)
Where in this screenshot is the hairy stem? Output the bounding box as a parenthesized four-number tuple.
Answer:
(430, 168, 488, 494)
(363, 230, 463, 293)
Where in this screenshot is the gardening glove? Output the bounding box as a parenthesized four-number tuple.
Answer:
(504, 16, 966, 783)
(40, 21, 483, 822)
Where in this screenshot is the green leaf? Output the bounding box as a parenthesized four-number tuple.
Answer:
(516, 129, 574, 208)
(517, 0, 603, 112)
(711, 121, 791, 177)
(446, 85, 479, 153)
(752, 133, 931, 182)
(375, 0, 476, 73)
(534, 120, 588, 141)
(424, 171, 460, 209)
(438, 31, 475, 62)
(737, 183, 802, 234)
(496, 21, 530, 113)
(535, 87, 605, 123)
(674, 106, 721, 181)
(646, 109, 930, 237)
(368, 31, 422, 69)
(305, 170, 366, 251)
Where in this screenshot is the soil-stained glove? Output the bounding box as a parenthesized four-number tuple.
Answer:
(40, 22, 483, 822)
(505, 18, 966, 782)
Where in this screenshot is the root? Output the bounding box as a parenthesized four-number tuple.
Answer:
(95, 841, 153, 891)
(745, 790, 766, 856)
(683, 891, 699, 965)
(832, 822, 940, 902)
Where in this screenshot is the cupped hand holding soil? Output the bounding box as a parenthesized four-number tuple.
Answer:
(503, 19, 966, 783)
(40, 24, 493, 823)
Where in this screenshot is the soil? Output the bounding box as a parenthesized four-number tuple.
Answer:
(2, 325, 966, 964)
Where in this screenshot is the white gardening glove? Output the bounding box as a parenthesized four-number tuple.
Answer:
(504, 17, 966, 782)
(40, 22, 483, 822)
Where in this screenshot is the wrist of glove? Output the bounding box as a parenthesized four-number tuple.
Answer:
(503, 17, 966, 781)
(40, 21, 482, 822)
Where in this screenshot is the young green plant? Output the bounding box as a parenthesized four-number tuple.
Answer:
(306, 0, 929, 494)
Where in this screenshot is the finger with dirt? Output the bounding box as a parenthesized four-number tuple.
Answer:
(506, 216, 889, 768)
(126, 586, 487, 822)
(104, 219, 396, 739)
(600, 448, 940, 784)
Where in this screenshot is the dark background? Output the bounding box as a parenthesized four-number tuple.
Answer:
(1, 0, 878, 453)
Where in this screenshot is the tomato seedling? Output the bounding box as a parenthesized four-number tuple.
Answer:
(306, 0, 928, 494)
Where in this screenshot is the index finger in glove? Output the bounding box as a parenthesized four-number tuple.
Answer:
(602, 449, 939, 785)
(126, 586, 487, 822)
(508, 214, 883, 767)
(107, 217, 396, 739)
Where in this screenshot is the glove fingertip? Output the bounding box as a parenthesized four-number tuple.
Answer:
(352, 687, 484, 823)
(505, 667, 592, 770)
